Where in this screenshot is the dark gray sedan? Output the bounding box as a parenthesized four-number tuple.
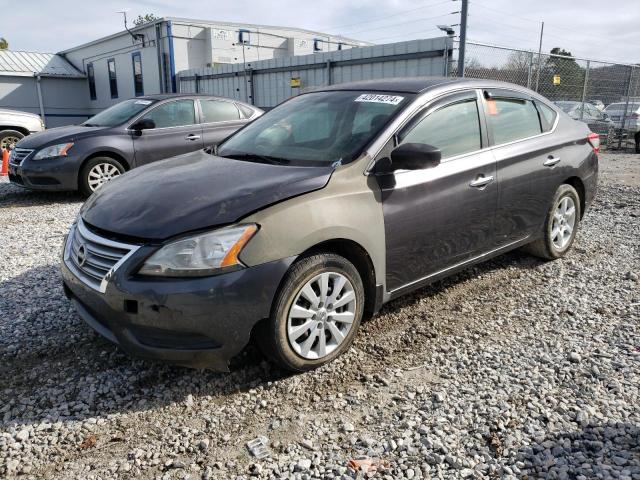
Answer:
(61, 78, 598, 372)
(8, 94, 262, 196)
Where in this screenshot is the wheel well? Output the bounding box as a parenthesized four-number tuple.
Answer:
(0, 126, 30, 136)
(563, 176, 585, 219)
(302, 239, 378, 319)
(79, 152, 130, 182)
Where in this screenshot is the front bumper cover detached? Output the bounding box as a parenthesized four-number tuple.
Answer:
(61, 227, 295, 371)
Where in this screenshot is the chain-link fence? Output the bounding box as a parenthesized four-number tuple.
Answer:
(452, 41, 640, 152)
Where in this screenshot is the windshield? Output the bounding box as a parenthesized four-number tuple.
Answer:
(217, 91, 413, 166)
(555, 101, 578, 113)
(605, 103, 640, 112)
(83, 99, 156, 127)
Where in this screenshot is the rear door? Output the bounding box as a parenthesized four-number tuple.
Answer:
(378, 90, 498, 292)
(483, 89, 564, 246)
(198, 98, 248, 147)
(132, 99, 203, 166)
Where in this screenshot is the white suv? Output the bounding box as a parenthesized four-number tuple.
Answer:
(0, 109, 45, 150)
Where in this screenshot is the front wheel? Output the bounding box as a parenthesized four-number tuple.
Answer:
(79, 157, 125, 197)
(523, 184, 581, 260)
(257, 253, 365, 372)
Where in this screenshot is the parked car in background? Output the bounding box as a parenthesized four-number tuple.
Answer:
(8, 94, 262, 196)
(61, 78, 598, 372)
(603, 102, 640, 153)
(555, 101, 615, 144)
(0, 108, 45, 150)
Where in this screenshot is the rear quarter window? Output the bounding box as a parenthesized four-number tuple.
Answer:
(487, 98, 542, 145)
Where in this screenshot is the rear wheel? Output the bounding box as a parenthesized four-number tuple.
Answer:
(523, 184, 581, 260)
(257, 253, 365, 372)
(0, 130, 24, 150)
(79, 157, 125, 197)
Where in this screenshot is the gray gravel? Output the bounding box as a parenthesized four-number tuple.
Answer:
(1, 153, 639, 479)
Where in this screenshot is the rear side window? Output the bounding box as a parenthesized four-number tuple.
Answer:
(535, 102, 557, 132)
(400, 99, 482, 159)
(200, 100, 240, 123)
(486, 98, 541, 145)
(142, 100, 196, 128)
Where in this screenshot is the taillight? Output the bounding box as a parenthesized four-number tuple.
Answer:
(587, 132, 600, 154)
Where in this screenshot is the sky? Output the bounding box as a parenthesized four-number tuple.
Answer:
(2, 0, 638, 64)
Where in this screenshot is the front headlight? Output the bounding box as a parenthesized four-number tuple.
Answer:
(33, 142, 74, 160)
(138, 224, 258, 277)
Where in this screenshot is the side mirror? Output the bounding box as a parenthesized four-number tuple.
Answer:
(131, 118, 155, 132)
(387, 143, 441, 171)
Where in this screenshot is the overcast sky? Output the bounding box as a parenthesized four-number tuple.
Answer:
(4, 0, 638, 64)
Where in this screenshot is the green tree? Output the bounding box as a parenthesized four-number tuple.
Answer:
(0, 37, 8, 50)
(133, 14, 158, 26)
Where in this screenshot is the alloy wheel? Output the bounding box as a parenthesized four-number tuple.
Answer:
(551, 196, 576, 250)
(0, 135, 21, 150)
(287, 271, 357, 360)
(87, 163, 121, 191)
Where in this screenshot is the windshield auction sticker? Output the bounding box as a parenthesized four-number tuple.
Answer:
(355, 94, 404, 105)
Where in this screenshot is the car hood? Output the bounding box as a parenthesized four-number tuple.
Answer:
(16, 125, 106, 148)
(81, 150, 335, 241)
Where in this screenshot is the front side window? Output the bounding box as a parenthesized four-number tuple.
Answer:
(486, 98, 542, 145)
(132, 52, 144, 97)
(218, 91, 412, 166)
(83, 99, 156, 127)
(400, 99, 482, 159)
(200, 100, 240, 123)
(107, 58, 118, 99)
(87, 63, 96, 101)
(141, 100, 196, 129)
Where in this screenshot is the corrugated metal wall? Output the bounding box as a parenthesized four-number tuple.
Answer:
(177, 37, 453, 108)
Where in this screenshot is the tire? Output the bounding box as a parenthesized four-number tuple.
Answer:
(523, 184, 581, 260)
(257, 253, 365, 372)
(79, 156, 125, 197)
(0, 129, 25, 150)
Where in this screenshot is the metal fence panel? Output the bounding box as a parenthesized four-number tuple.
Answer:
(177, 37, 453, 109)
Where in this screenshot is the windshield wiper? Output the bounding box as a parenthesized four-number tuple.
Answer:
(223, 153, 290, 165)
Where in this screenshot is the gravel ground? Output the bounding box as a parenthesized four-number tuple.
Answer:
(1, 153, 638, 480)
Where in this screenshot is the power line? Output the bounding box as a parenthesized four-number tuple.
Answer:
(317, 0, 452, 32)
(343, 13, 456, 36)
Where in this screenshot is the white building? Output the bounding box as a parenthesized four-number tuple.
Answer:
(59, 17, 368, 113)
(0, 18, 368, 126)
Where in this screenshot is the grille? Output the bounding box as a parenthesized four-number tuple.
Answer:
(9, 148, 34, 166)
(64, 220, 139, 292)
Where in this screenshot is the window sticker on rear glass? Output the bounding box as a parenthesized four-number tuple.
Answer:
(134, 100, 153, 105)
(355, 94, 404, 105)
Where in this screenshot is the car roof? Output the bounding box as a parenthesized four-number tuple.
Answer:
(137, 93, 254, 106)
(314, 77, 532, 94)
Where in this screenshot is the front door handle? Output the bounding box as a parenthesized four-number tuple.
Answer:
(543, 156, 561, 167)
(469, 175, 494, 188)
(185, 134, 201, 141)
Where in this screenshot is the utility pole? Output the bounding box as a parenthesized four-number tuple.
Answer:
(457, 0, 469, 77)
(534, 21, 544, 92)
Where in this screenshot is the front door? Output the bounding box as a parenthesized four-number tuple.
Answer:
(377, 90, 498, 292)
(132, 99, 203, 166)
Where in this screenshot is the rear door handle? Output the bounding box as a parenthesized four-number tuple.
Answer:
(185, 134, 201, 141)
(469, 175, 494, 188)
(544, 156, 561, 167)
